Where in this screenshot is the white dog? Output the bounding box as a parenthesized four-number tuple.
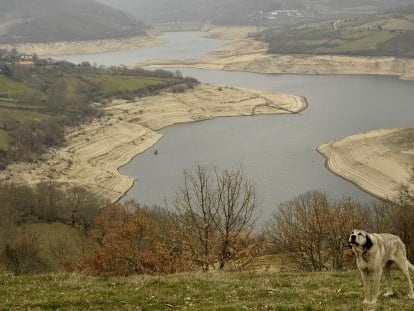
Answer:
(349, 229, 414, 305)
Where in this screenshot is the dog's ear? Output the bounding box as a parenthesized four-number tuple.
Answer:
(364, 234, 373, 251)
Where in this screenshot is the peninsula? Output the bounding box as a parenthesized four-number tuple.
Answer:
(0, 84, 307, 202)
(318, 128, 414, 201)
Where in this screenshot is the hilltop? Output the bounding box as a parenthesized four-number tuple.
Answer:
(98, 0, 414, 25)
(0, 0, 147, 44)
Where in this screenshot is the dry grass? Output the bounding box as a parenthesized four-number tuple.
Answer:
(2, 270, 414, 310)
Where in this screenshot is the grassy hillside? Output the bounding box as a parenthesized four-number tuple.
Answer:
(0, 0, 147, 44)
(2, 270, 414, 310)
(0, 53, 197, 166)
(255, 8, 414, 57)
(0, 70, 175, 152)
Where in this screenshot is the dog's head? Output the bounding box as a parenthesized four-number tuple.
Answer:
(349, 229, 373, 251)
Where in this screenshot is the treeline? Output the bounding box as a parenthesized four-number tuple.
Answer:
(0, 52, 198, 166)
(266, 184, 414, 271)
(0, 0, 148, 44)
(0, 165, 262, 275)
(2, 165, 413, 276)
(257, 29, 414, 58)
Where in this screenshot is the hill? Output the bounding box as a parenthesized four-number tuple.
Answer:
(98, 0, 414, 25)
(254, 7, 414, 57)
(0, 52, 195, 166)
(2, 271, 414, 310)
(0, 0, 147, 44)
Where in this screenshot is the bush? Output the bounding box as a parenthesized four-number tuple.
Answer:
(266, 191, 371, 271)
(1, 231, 45, 275)
(79, 202, 193, 276)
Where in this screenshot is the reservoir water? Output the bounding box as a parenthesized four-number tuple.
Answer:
(54, 32, 414, 225)
(45, 32, 227, 66)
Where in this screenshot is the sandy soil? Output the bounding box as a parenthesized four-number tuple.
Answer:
(0, 34, 162, 56)
(0, 84, 307, 202)
(135, 26, 414, 81)
(318, 128, 414, 201)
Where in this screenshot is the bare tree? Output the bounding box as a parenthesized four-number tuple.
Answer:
(174, 164, 261, 271)
(266, 191, 369, 271)
(66, 186, 100, 231)
(382, 183, 414, 261)
(174, 164, 217, 271)
(213, 167, 259, 270)
(325, 198, 370, 270)
(2, 231, 45, 275)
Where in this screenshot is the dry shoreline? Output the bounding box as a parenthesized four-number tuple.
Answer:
(0, 84, 307, 202)
(133, 26, 414, 200)
(3, 26, 413, 202)
(133, 26, 414, 81)
(0, 33, 163, 56)
(318, 128, 414, 201)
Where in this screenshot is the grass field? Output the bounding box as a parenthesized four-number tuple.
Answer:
(2, 270, 414, 310)
(82, 74, 171, 94)
(256, 8, 414, 58)
(0, 70, 179, 151)
(0, 108, 51, 150)
(0, 75, 40, 102)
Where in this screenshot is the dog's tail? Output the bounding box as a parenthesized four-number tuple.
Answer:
(407, 260, 414, 272)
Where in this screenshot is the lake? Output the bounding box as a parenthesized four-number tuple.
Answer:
(53, 32, 414, 225)
(45, 32, 227, 66)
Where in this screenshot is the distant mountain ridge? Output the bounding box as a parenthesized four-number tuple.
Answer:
(97, 0, 414, 25)
(0, 0, 148, 44)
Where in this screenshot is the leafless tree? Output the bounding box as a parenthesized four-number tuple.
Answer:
(174, 164, 261, 271)
(266, 191, 370, 271)
(174, 164, 217, 271)
(382, 183, 414, 261)
(212, 167, 259, 270)
(2, 231, 45, 275)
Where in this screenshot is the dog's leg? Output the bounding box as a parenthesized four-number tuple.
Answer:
(383, 265, 394, 297)
(360, 271, 371, 304)
(370, 268, 382, 304)
(397, 260, 414, 299)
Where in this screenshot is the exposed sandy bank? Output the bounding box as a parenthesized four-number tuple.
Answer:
(0, 34, 162, 56)
(318, 128, 414, 201)
(0, 84, 307, 202)
(135, 26, 414, 81)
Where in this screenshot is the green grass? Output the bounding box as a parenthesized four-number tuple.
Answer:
(1, 271, 414, 310)
(0, 129, 9, 150)
(0, 73, 175, 151)
(82, 74, 172, 94)
(0, 108, 51, 150)
(0, 108, 49, 123)
(0, 75, 40, 102)
(330, 32, 397, 53)
(258, 9, 414, 57)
